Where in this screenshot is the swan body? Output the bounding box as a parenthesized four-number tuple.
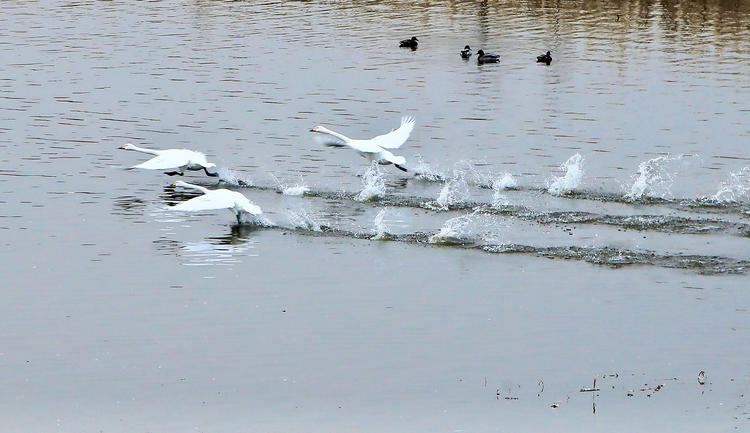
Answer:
(120, 143, 217, 177)
(477, 49, 500, 64)
(460, 45, 472, 59)
(537, 51, 552, 65)
(310, 116, 415, 172)
(170, 181, 262, 223)
(399, 36, 418, 49)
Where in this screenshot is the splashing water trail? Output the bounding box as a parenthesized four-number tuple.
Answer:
(548, 154, 584, 196)
(625, 155, 682, 201)
(429, 210, 506, 245)
(372, 208, 390, 240)
(217, 168, 253, 187)
(712, 167, 750, 203)
(355, 162, 386, 202)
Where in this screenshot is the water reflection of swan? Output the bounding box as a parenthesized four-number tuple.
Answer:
(170, 181, 263, 224)
(310, 116, 415, 172)
(119, 143, 218, 177)
(153, 225, 259, 265)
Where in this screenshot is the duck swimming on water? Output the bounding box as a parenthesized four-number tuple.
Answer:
(476, 49, 500, 64)
(537, 51, 552, 65)
(460, 45, 472, 58)
(399, 36, 418, 49)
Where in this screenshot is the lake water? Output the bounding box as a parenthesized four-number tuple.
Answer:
(1, 0, 749, 431)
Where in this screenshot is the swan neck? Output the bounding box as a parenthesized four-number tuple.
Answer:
(326, 128, 351, 143)
(127, 145, 160, 155)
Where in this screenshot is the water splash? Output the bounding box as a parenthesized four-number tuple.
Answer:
(372, 208, 390, 240)
(238, 212, 274, 227)
(625, 155, 681, 201)
(712, 167, 750, 203)
(428, 210, 505, 245)
(548, 154, 584, 196)
(284, 208, 322, 231)
(411, 155, 446, 182)
(270, 173, 310, 196)
(355, 162, 386, 202)
(492, 173, 518, 190)
(491, 173, 517, 207)
(217, 168, 253, 187)
(431, 170, 469, 210)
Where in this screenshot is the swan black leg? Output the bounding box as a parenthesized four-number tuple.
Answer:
(164, 170, 184, 176)
(395, 164, 408, 172)
(204, 168, 219, 177)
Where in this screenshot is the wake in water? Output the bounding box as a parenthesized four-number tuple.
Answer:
(712, 167, 750, 203)
(355, 162, 386, 201)
(411, 155, 446, 182)
(548, 154, 584, 196)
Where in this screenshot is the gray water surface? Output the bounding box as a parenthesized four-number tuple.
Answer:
(1, 0, 749, 431)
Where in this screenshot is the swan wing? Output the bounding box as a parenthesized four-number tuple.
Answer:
(172, 194, 231, 212)
(312, 131, 349, 148)
(132, 150, 190, 170)
(369, 116, 415, 149)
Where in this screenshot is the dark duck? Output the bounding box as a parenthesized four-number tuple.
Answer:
(399, 36, 418, 49)
(460, 45, 472, 59)
(537, 51, 552, 65)
(476, 49, 500, 64)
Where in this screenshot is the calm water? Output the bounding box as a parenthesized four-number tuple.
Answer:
(1, 0, 749, 431)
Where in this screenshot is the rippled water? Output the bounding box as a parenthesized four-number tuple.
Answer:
(1, 0, 749, 431)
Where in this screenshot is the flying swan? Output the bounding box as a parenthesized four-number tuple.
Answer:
(119, 143, 218, 177)
(170, 181, 263, 224)
(310, 116, 415, 172)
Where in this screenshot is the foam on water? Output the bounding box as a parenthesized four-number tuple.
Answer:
(372, 208, 390, 240)
(548, 154, 584, 196)
(712, 167, 750, 203)
(355, 162, 386, 202)
(624, 155, 681, 201)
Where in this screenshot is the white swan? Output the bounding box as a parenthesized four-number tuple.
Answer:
(119, 143, 218, 177)
(310, 116, 415, 172)
(170, 181, 263, 224)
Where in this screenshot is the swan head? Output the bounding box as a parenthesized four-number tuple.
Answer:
(310, 125, 332, 135)
(172, 180, 189, 188)
(120, 143, 136, 150)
